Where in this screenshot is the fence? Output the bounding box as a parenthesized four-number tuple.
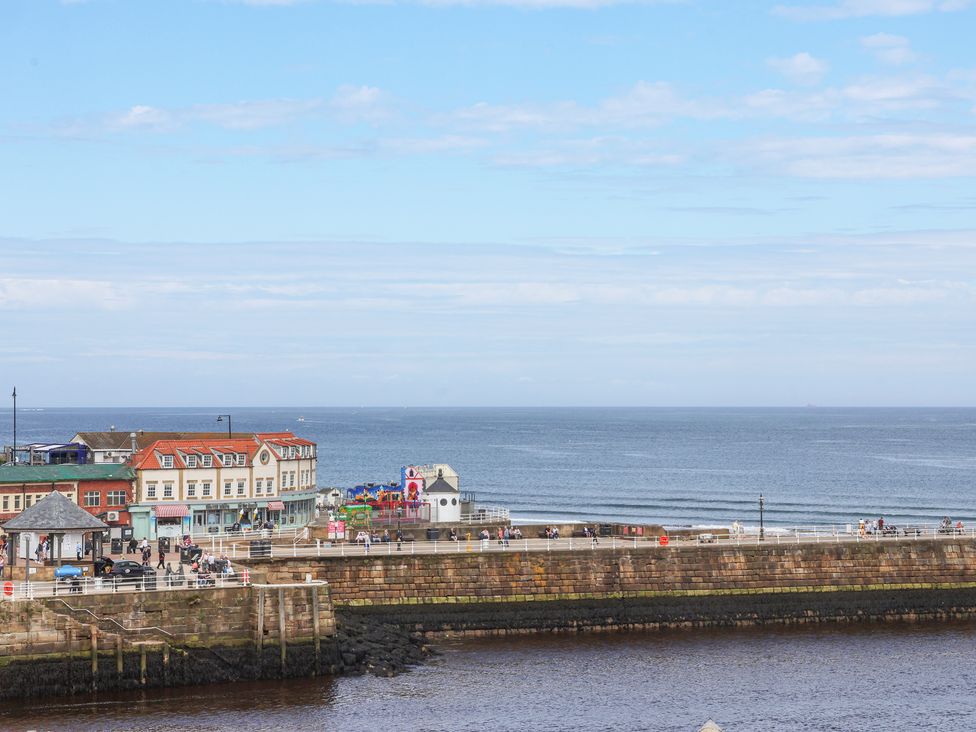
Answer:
(1, 570, 250, 602)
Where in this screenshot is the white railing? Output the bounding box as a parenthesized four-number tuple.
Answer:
(459, 506, 511, 523)
(1, 571, 250, 602)
(188, 525, 306, 542)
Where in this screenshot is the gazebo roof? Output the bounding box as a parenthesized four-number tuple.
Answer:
(3, 490, 109, 532)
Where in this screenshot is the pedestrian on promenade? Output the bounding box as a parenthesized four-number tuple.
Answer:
(396, 528, 403, 551)
(76, 542, 82, 561)
(364, 533, 371, 554)
(127, 537, 137, 555)
(503, 527, 510, 547)
(497, 527, 504, 545)
(0, 549, 6, 579)
(157, 548, 166, 570)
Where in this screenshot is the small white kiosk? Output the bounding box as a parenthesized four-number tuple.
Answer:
(419, 464, 461, 524)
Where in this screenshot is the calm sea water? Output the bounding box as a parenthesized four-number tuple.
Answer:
(2, 407, 976, 729)
(3, 407, 976, 527)
(1, 622, 975, 731)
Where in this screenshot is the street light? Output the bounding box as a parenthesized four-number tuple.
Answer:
(216, 414, 232, 438)
(759, 493, 765, 542)
(10, 386, 16, 465)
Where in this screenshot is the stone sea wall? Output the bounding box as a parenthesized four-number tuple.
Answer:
(253, 538, 976, 633)
(0, 584, 338, 700)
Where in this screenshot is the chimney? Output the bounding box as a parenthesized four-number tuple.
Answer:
(130, 432, 138, 453)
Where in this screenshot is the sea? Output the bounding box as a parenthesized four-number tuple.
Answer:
(1, 406, 975, 730)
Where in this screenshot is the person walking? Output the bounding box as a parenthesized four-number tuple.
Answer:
(156, 548, 166, 570)
(0, 549, 6, 579)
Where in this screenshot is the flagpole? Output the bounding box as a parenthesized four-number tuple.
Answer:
(10, 387, 15, 465)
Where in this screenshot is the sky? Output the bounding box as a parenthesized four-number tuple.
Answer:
(0, 0, 974, 407)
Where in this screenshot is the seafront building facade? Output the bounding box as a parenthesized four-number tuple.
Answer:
(0, 464, 135, 530)
(127, 432, 318, 539)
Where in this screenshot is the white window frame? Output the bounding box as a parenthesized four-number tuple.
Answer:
(161, 455, 173, 469)
(266, 478, 274, 494)
(202, 482, 212, 497)
(237, 479, 245, 496)
(222, 454, 233, 468)
(187, 482, 197, 498)
(163, 483, 174, 499)
(223, 481, 232, 497)
(256, 480, 263, 495)
(186, 455, 197, 468)
(202, 454, 213, 468)
(236, 453, 246, 466)
(84, 491, 100, 507)
(146, 483, 157, 499)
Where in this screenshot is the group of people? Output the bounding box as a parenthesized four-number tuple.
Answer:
(543, 526, 560, 540)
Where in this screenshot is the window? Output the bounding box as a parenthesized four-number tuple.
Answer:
(202, 482, 212, 497)
(161, 455, 173, 469)
(108, 490, 126, 506)
(289, 446, 296, 459)
(302, 445, 310, 458)
(222, 454, 233, 468)
(187, 482, 197, 498)
(2, 495, 8, 511)
(13, 495, 21, 510)
(266, 478, 274, 494)
(223, 481, 232, 497)
(85, 491, 100, 507)
(202, 454, 213, 468)
(237, 480, 245, 496)
(256, 480, 263, 495)
(186, 455, 197, 468)
(146, 483, 157, 499)
(290, 471, 295, 487)
(163, 483, 174, 498)
(236, 453, 246, 466)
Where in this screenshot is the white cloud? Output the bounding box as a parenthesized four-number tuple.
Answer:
(330, 85, 393, 124)
(113, 105, 175, 132)
(192, 99, 323, 130)
(747, 133, 976, 178)
(767, 52, 829, 85)
(861, 33, 918, 65)
(774, 0, 972, 21)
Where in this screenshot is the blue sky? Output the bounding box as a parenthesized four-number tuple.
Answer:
(0, 0, 974, 406)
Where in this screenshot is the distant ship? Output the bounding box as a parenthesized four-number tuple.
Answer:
(298, 416, 305, 422)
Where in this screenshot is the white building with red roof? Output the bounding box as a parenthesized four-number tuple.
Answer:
(127, 432, 317, 540)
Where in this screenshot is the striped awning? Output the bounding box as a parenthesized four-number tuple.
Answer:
(154, 504, 189, 518)
(266, 501, 285, 511)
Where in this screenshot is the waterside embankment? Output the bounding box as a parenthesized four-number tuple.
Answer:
(3, 537, 976, 699)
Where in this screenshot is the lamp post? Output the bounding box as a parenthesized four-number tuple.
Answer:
(759, 493, 765, 542)
(10, 386, 16, 465)
(216, 414, 232, 438)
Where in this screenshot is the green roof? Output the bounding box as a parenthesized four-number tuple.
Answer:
(0, 464, 134, 484)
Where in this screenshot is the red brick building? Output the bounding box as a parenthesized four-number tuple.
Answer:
(0, 464, 135, 530)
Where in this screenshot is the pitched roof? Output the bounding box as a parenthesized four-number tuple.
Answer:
(3, 490, 110, 531)
(425, 477, 459, 493)
(130, 438, 261, 470)
(0, 464, 135, 485)
(74, 431, 252, 451)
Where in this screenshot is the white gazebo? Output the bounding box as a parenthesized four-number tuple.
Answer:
(3, 490, 110, 571)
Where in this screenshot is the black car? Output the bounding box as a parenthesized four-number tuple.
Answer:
(108, 560, 157, 589)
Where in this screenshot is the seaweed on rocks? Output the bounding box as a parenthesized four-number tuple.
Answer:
(333, 611, 433, 678)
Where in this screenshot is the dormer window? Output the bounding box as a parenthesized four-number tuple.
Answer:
(289, 446, 296, 459)
(161, 455, 173, 469)
(186, 455, 197, 468)
(222, 454, 233, 468)
(236, 453, 246, 466)
(202, 454, 213, 468)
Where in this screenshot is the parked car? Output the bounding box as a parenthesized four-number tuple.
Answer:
(54, 564, 84, 579)
(108, 560, 157, 589)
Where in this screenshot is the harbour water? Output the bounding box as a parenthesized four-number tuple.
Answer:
(1, 406, 975, 729)
(1, 621, 975, 731)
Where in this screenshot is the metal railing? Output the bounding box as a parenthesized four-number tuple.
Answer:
(188, 525, 306, 542)
(459, 506, 511, 523)
(1, 571, 250, 602)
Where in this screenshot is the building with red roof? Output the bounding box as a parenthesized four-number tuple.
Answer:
(127, 433, 317, 540)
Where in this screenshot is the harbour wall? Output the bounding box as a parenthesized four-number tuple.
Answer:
(0, 583, 338, 700)
(253, 538, 976, 634)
